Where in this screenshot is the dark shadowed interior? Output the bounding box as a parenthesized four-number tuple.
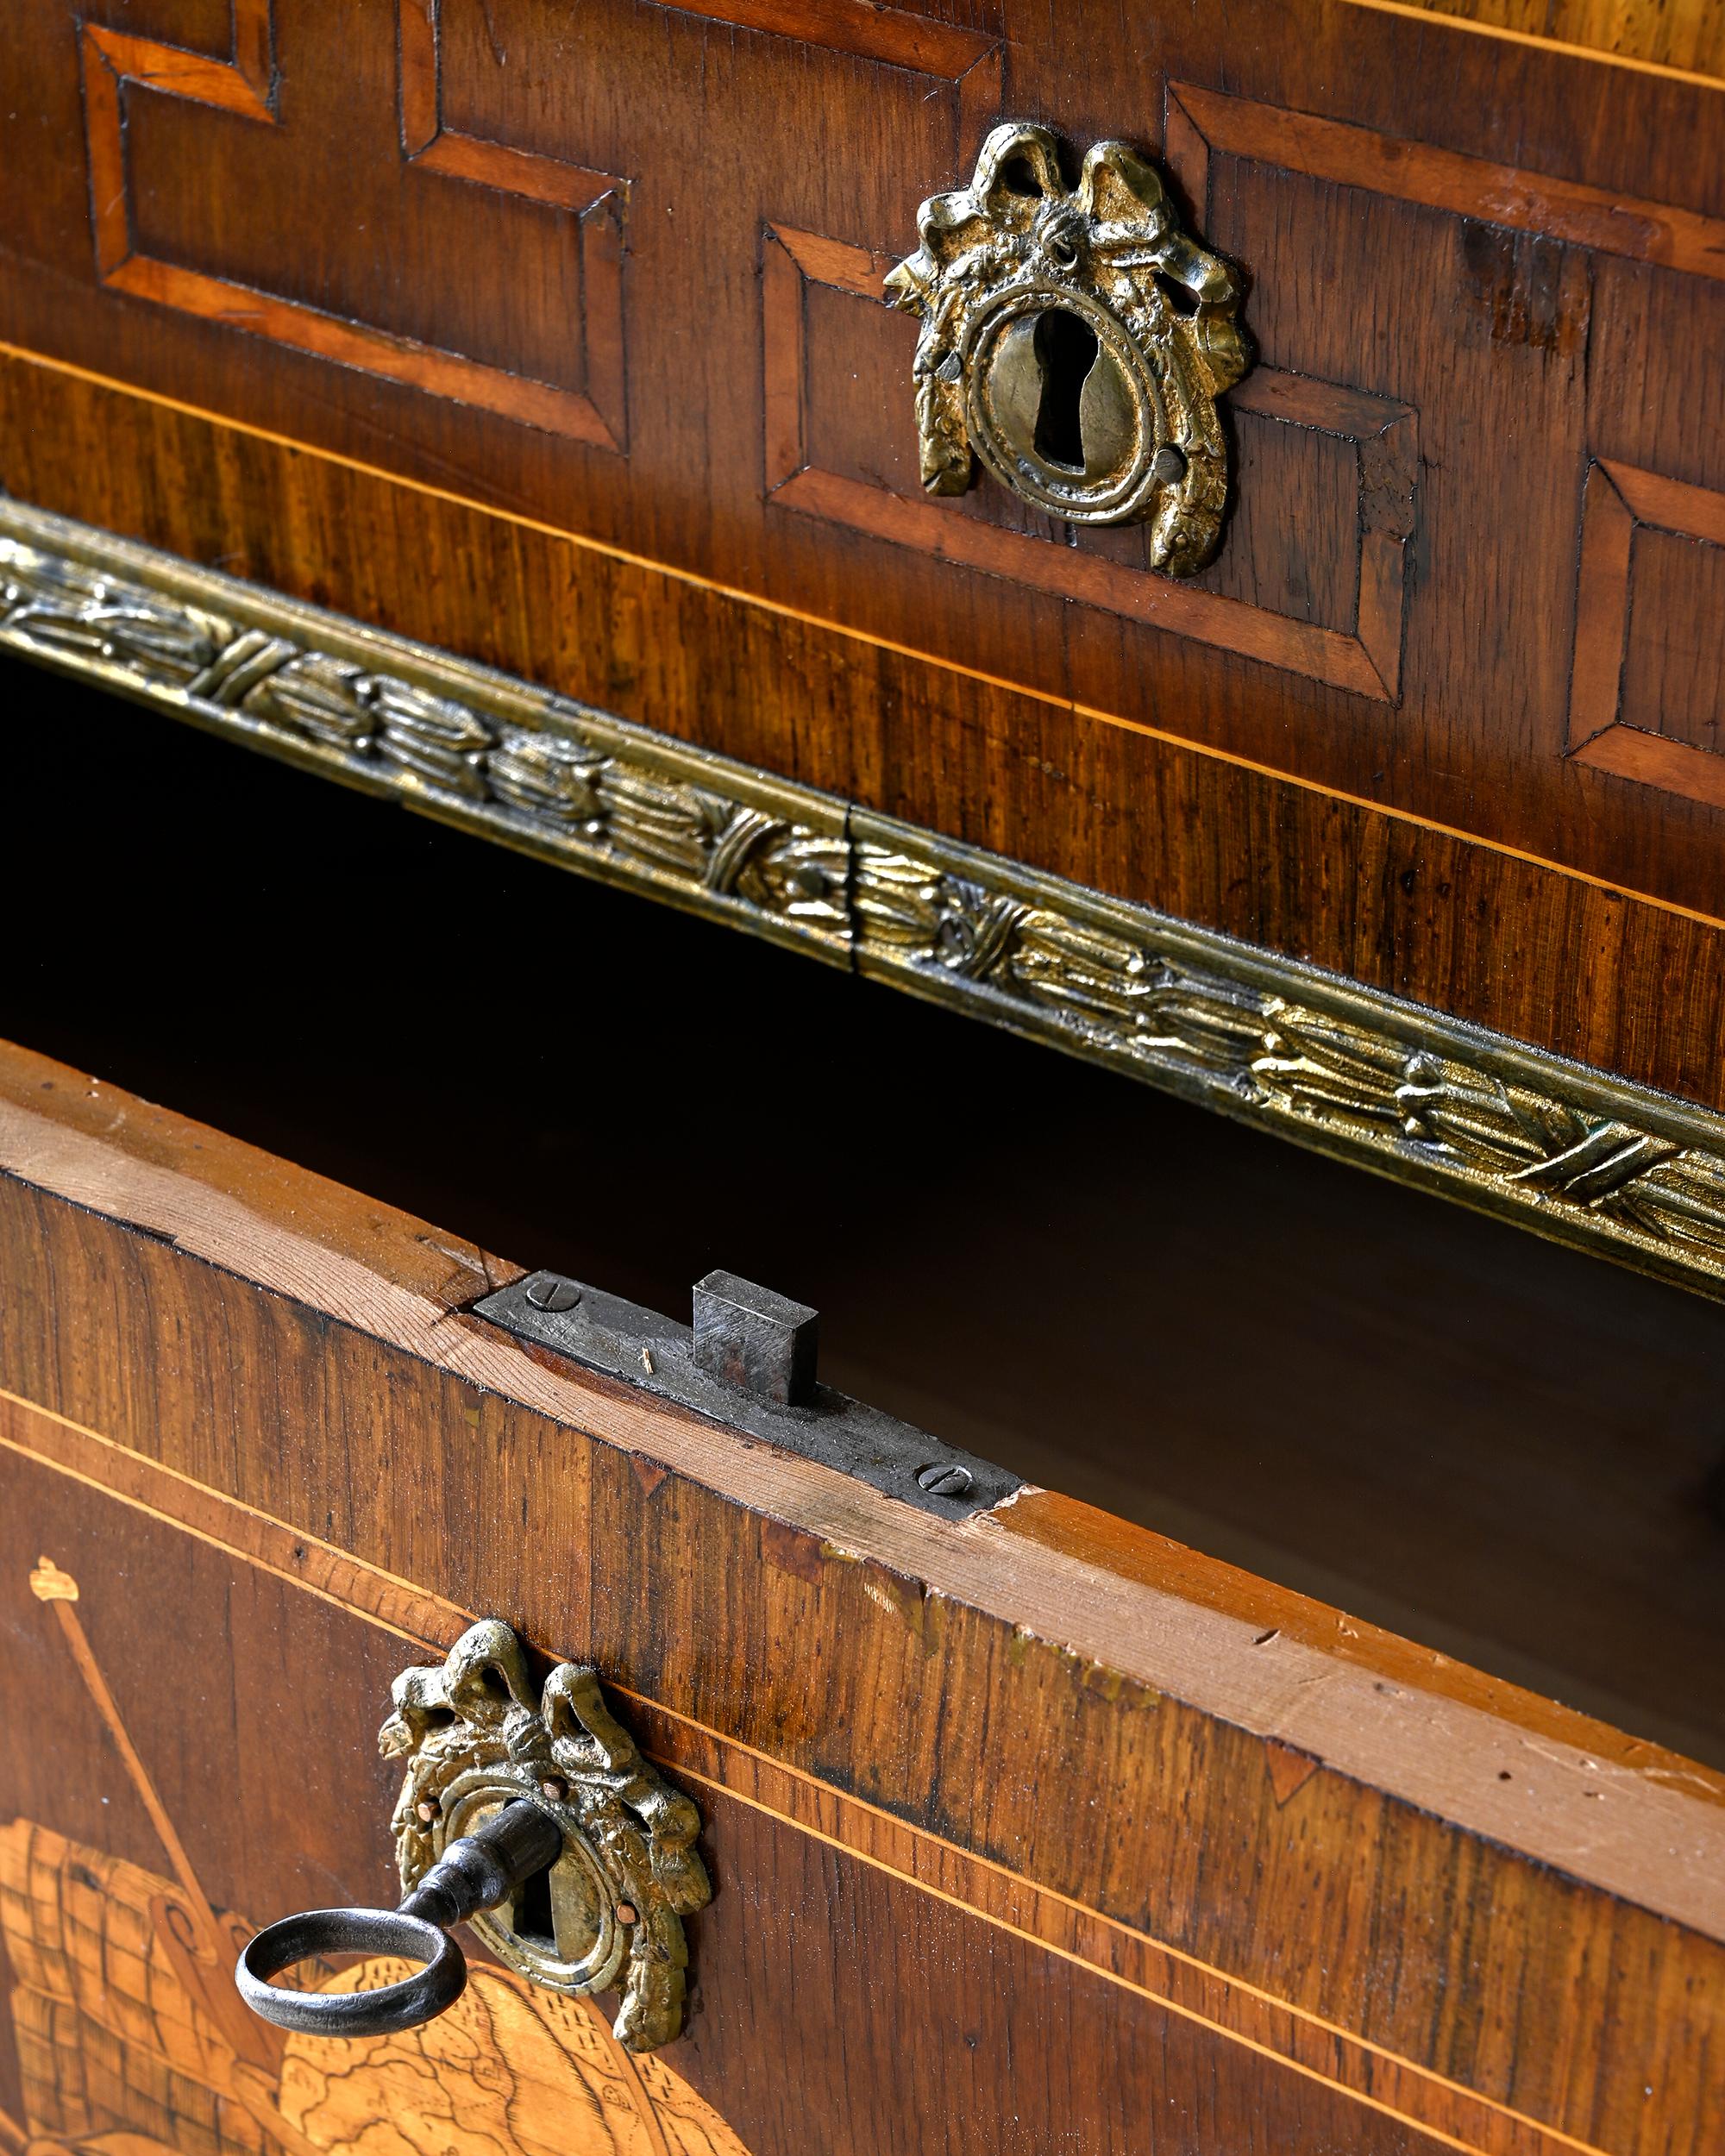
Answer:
(5, 654, 1722, 1766)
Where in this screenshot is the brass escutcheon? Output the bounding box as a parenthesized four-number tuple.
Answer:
(235, 1621, 709, 2052)
(380, 1620, 710, 2051)
(886, 122, 1251, 573)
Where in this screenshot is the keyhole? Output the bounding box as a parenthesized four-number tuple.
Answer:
(1032, 309, 1099, 472)
(511, 1858, 558, 1950)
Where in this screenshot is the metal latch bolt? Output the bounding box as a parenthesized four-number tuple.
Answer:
(475, 1269, 1021, 1520)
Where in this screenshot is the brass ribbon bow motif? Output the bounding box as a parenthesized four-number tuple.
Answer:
(380, 1620, 710, 2053)
(886, 122, 1250, 573)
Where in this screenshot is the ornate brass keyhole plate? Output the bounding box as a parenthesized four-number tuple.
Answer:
(886, 123, 1250, 574)
(380, 1620, 710, 2052)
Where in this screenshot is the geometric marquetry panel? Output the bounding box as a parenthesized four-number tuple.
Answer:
(79, 0, 627, 448)
(762, 225, 1418, 702)
(1567, 459, 1725, 810)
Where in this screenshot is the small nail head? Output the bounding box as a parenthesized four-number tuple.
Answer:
(1151, 444, 1189, 486)
(616, 1901, 638, 1924)
(916, 1463, 975, 1499)
(540, 1776, 568, 1803)
(415, 1797, 441, 1823)
(525, 1276, 582, 1313)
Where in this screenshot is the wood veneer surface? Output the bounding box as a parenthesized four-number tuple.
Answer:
(0, 1044, 1722, 2156)
(5, 2, 1725, 1106)
(1, 664, 1722, 2156)
(1392, 0, 1725, 78)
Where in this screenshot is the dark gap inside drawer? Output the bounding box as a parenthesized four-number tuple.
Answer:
(4, 656, 1723, 1770)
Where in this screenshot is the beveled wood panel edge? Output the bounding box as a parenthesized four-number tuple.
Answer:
(1170, 78, 1725, 280)
(79, 8, 628, 451)
(762, 224, 1408, 703)
(0, 1385, 1603, 2156)
(7, 494, 1725, 1305)
(1565, 459, 1725, 812)
(0, 1043, 1721, 1949)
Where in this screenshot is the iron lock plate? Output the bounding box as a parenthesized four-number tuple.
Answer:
(473, 1270, 1023, 1520)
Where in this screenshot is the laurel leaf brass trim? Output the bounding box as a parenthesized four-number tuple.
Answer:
(885, 123, 1250, 569)
(6, 492, 1725, 1300)
(381, 1621, 710, 2053)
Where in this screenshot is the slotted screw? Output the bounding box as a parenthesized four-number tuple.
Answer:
(916, 1463, 974, 1499)
(525, 1276, 582, 1313)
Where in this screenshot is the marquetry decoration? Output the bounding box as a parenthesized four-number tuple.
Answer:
(71, 0, 1019, 457)
(283, 1957, 752, 2156)
(1161, 80, 1725, 285)
(0, 1819, 750, 2156)
(9, 1394, 1720, 2156)
(884, 124, 1250, 567)
(11, 1557, 735, 2137)
(78, 1, 628, 447)
(764, 226, 1414, 700)
(1566, 458, 1725, 811)
(8, 494, 1725, 1298)
(382, 1621, 711, 2052)
(1140, 75, 1725, 711)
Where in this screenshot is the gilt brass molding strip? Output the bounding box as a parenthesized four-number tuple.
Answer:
(5, 492, 1725, 1299)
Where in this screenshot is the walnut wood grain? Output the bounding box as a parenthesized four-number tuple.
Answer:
(78, 0, 626, 443)
(8, 347, 1725, 1114)
(765, 223, 1414, 698)
(9, 0, 1725, 1111)
(0, 1042, 1718, 2156)
(0, 1464, 1469, 2156)
(1169, 78, 1725, 279)
(1566, 459, 1725, 806)
(0, 1395, 1607, 2156)
(1380, 0, 1725, 80)
(4, 689, 1720, 1768)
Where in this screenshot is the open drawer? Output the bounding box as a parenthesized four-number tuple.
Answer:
(0, 669, 1721, 2156)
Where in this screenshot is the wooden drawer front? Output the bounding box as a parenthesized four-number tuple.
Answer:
(16, 0, 990, 489)
(10, 4, 1725, 1115)
(6, 0, 1725, 922)
(0, 1432, 1450, 2156)
(0, 1045, 1721, 2156)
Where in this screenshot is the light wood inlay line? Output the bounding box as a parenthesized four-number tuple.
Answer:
(3, 1066, 1720, 1911)
(1170, 81, 1725, 279)
(1341, 0, 1725, 92)
(0, 1384, 1614, 2156)
(634, 0, 997, 76)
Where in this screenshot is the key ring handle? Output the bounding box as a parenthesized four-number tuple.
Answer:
(236, 1906, 465, 2037)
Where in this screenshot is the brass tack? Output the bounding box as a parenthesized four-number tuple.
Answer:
(616, 1901, 638, 1924)
(415, 1797, 440, 1824)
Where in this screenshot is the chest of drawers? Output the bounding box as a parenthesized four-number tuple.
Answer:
(1, 3, 1722, 2151)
